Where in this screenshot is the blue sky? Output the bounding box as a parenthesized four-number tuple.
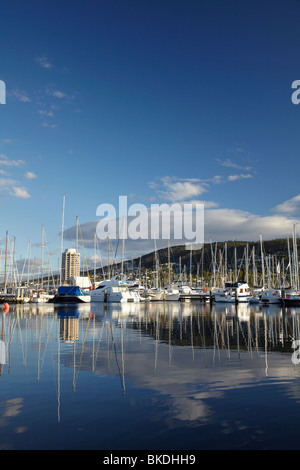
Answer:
(1, 0, 300, 274)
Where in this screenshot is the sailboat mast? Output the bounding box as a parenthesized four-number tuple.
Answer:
(293, 224, 299, 292)
(4, 231, 8, 293)
(260, 235, 265, 288)
(41, 225, 44, 289)
(60, 195, 65, 286)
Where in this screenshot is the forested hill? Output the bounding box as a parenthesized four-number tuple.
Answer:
(138, 238, 293, 274)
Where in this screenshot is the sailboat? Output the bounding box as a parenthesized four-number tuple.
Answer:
(50, 199, 91, 304)
(143, 240, 166, 301)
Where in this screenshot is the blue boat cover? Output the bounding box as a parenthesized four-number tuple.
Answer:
(58, 286, 88, 296)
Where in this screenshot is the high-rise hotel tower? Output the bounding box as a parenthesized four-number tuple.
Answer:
(61, 248, 80, 283)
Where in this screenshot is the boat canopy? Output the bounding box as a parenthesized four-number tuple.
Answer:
(58, 286, 88, 296)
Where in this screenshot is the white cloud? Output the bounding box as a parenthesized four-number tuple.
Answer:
(0, 155, 25, 167)
(46, 89, 66, 99)
(0, 178, 19, 189)
(151, 176, 208, 202)
(273, 194, 300, 215)
(217, 158, 252, 171)
(0, 178, 30, 199)
(10, 186, 31, 199)
(38, 109, 54, 117)
(203, 208, 298, 242)
(227, 173, 253, 182)
(35, 57, 53, 69)
(41, 122, 56, 128)
(24, 171, 37, 179)
(63, 205, 300, 260)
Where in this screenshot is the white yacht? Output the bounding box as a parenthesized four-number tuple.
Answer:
(213, 282, 250, 303)
(164, 287, 180, 301)
(32, 291, 55, 303)
(142, 288, 165, 301)
(90, 276, 141, 303)
(259, 288, 282, 305)
(283, 289, 300, 306)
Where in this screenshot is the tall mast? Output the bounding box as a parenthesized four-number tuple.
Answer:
(4, 231, 8, 293)
(287, 237, 292, 287)
(94, 232, 96, 285)
(293, 224, 299, 292)
(41, 225, 44, 289)
(168, 241, 170, 286)
(60, 195, 65, 285)
(76, 215, 78, 254)
(260, 235, 265, 288)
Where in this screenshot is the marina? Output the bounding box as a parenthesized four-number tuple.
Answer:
(1, 300, 300, 450)
(2, 0, 300, 455)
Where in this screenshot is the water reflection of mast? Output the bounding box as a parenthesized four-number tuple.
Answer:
(57, 318, 60, 423)
(38, 316, 54, 381)
(74, 314, 91, 390)
(155, 310, 159, 372)
(264, 313, 268, 376)
(110, 320, 126, 395)
(0, 313, 4, 376)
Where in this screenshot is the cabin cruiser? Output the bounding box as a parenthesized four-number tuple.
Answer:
(213, 282, 250, 303)
(32, 291, 55, 303)
(142, 288, 165, 301)
(249, 287, 282, 305)
(164, 286, 180, 301)
(90, 275, 141, 302)
(259, 288, 282, 304)
(283, 288, 300, 306)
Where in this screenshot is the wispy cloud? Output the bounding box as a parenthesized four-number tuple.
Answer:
(46, 88, 66, 99)
(24, 171, 37, 179)
(10, 186, 31, 199)
(227, 173, 253, 182)
(0, 178, 30, 199)
(38, 109, 54, 117)
(273, 194, 300, 215)
(216, 158, 253, 171)
(41, 122, 56, 129)
(0, 154, 25, 167)
(35, 56, 53, 69)
(10, 89, 31, 103)
(150, 176, 208, 202)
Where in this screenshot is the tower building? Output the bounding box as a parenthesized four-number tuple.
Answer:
(61, 248, 80, 283)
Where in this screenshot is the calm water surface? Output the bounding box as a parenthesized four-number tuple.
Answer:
(0, 300, 300, 450)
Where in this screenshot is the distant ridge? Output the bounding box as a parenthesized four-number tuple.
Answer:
(34, 237, 296, 285)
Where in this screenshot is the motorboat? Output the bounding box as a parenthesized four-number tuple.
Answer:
(164, 287, 180, 301)
(213, 282, 250, 303)
(142, 288, 165, 301)
(32, 291, 54, 303)
(259, 288, 282, 305)
(282, 289, 300, 306)
(90, 275, 141, 303)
